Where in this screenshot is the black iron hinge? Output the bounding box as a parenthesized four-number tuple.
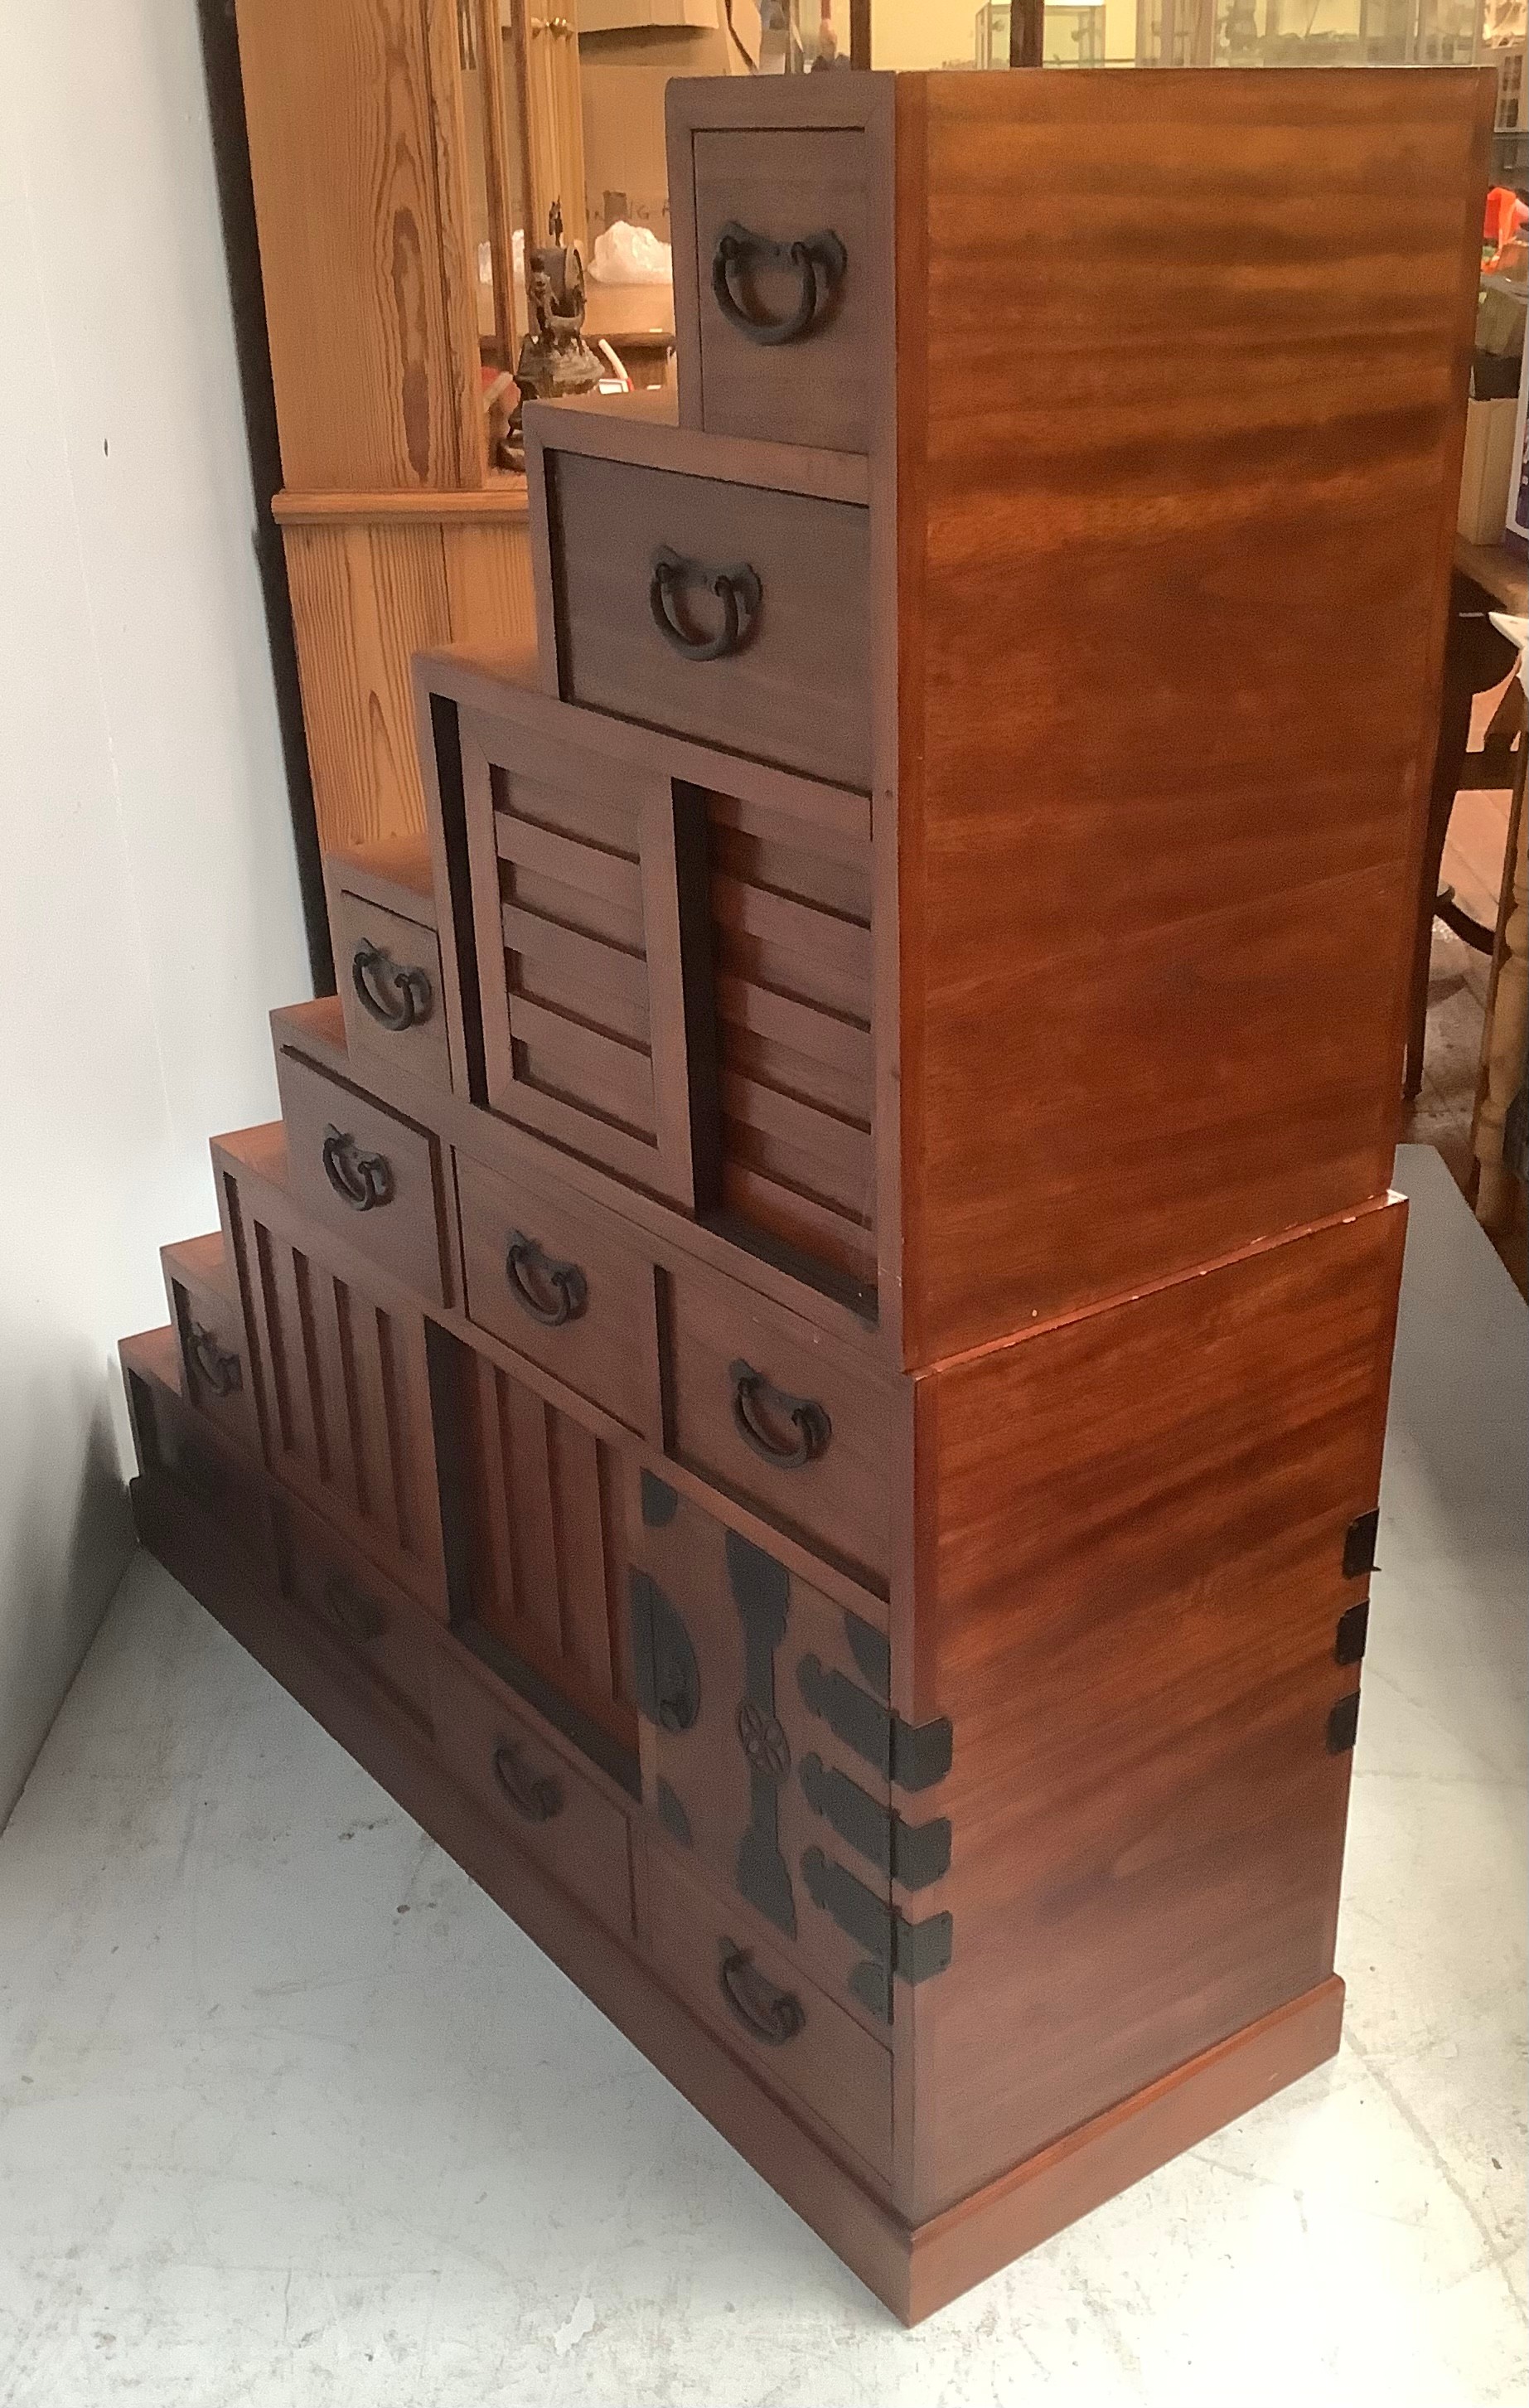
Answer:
(799, 1753, 951, 1890)
(1343, 1508, 1379, 1581)
(796, 1655, 952, 1792)
(801, 1846, 953, 1993)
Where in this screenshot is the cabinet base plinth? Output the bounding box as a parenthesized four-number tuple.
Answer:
(133, 1471, 1346, 2325)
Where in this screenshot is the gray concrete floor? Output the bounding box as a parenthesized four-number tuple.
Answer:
(1, 1145, 1523, 2406)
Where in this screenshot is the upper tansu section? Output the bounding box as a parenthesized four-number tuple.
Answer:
(501, 68, 1493, 1364)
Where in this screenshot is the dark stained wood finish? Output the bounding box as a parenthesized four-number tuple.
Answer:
(648, 1843, 894, 2185)
(437, 1327, 640, 1758)
(219, 1138, 450, 1616)
(630, 1475, 897, 2020)
(891, 68, 1492, 1364)
(129, 1461, 1349, 2323)
(277, 1045, 457, 1307)
(330, 884, 452, 1095)
(119, 1329, 273, 1573)
(663, 1264, 901, 1593)
(428, 1633, 636, 1940)
(456, 1147, 664, 1441)
(665, 75, 896, 460)
(161, 1232, 261, 1456)
(906, 1196, 1405, 2219)
(273, 1485, 439, 1734)
(538, 446, 871, 790)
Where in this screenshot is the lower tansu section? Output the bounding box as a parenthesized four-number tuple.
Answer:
(119, 1177, 1404, 2319)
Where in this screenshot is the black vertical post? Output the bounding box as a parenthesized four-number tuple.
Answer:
(1009, 0, 1045, 65)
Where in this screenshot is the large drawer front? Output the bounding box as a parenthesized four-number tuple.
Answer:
(274, 1490, 438, 1734)
(685, 125, 875, 456)
(544, 453, 870, 790)
(663, 1272, 894, 1592)
(278, 1050, 452, 1306)
(648, 1844, 893, 2183)
(431, 1638, 635, 1939)
(456, 1150, 663, 1443)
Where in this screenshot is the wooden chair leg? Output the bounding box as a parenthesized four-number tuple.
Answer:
(1406, 672, 1473, 1099)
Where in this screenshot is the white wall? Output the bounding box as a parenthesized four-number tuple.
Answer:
(0, 0, 312, 1821)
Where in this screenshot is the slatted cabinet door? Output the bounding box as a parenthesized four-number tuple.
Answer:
(224, 1146, 449, 1617)
(457, 703, 707, 1207)
(433, 1326, 641, 1790)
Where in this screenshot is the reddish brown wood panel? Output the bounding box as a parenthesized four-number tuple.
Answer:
(448, 1335, 639, 1755)
(229, 1162, 449, 1616)
(907, 1198, 1405, 2220)
(706, 787, 877, 1290)
(895, 68, 1493, 1364)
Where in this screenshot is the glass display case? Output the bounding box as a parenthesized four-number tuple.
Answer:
(1136, 0, 1489, 66)
(974, 0, 1109, 63)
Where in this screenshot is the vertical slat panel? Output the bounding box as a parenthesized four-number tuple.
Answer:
(474, 1358, 519, 1624)
(307, 1264, 360, 1515)
(343, 1284, 396, 1540)
(375, 1306, 418, 1562)
(598, 1446, 634, 1708)
(549, 1414, 616, 1699)
(502, 1379, 562, 1650)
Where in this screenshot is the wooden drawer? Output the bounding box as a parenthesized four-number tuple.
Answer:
(274, 1490, 438, 1733)
(161, 1232, 259, 1454)
(122, 1335, 271, 1570)
(678, 124, 876, 456)
(331, 887, 450, 1096)
(431, 1637, 635, 1938)
(648, 1844, 893, 2183)
(277, 1049, 452, 1306)
(663, 1273, 894, 1592)
(543, 451, 870, 790)
(456, 1150, 662, 1441)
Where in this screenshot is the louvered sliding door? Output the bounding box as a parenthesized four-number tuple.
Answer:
(457, 707, 704, 1206)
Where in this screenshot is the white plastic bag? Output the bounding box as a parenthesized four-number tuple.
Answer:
(590, 220, 673, 287)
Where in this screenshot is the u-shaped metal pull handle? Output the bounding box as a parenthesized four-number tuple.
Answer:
(322, 1125, 394, 1213)
(492, 1739, 564, 1824)
(719, 1945, 806, 2046)
(710, 220, 847, 346)
(351, 942, 433, 1034)
(649, 547, 761, 662)
(729, 1359, 830, 1470)
(505, 1232, 588, 1329)
(187, 1320, 241, 1398)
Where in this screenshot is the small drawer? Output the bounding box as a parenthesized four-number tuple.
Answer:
(456, 1151, 662, 1441)
(274, 1491, 438, 1733)
(663, 1274, 893, 1591)
(124, 1343, 271, 1569)
(647, 1845, 893, 2183)
(680, 124, 876, 456)
(331, 887, 451, 1095)
(162, 1232, 259, 1453)
(277, 1050, 452, 1306)
(543, 451, 869, 791)
(431, 1637, 635, 1939)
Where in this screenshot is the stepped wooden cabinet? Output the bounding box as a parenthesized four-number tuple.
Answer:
(121, 66, 1492, 2318)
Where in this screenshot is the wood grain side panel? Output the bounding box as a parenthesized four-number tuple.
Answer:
(907, 1198, 1406, 2218)
(283, 521, 450, 851)
(897, 68, 1494, 1364)
(233, 0, 475, 490)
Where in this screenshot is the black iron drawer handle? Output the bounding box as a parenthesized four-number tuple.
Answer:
(506, 1231, 588, 1328)
(719, 1945, 806, 2046)
(492, 1739, 564, 1824)
(729, 1359, 831, 1469)
(711, 220, 847, 347)
(322, 1124, 394, 1213)
(188, 1320, 241, 1398)
(649, 547, 761, 663)
(352, 942, 433, 1034)
(318, 1572, 386, 1647)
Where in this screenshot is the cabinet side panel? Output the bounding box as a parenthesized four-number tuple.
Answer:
(908, 1198, 1406, 2219)
(233, 0, 478, 490)
(897, 68, 1491, 1366)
